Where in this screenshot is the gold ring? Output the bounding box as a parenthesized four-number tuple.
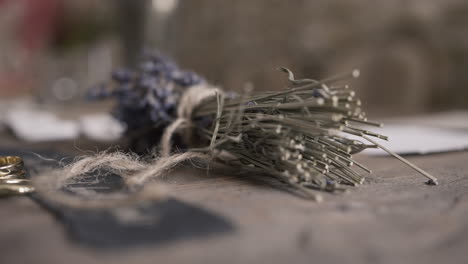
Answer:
(0, 169, 26, 179)
(0, 156, 25, 179)
(0, 184, 35, 196)
(0, 156, 24, 170)
(0, 156, 34, 196)
(0, 178, 30, 185)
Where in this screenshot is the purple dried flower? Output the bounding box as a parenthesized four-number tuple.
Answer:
(111, 68, 133, 83)
(87, 51, 206, 152)
(173, 71, 204, 86)
(312, 89, 323, 98)
(86, 83, 111, 100)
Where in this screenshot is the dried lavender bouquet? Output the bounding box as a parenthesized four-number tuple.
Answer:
(89, 53, 437, 202)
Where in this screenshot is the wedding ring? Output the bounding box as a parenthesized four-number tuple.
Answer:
(0, 169, 26, 179)
(0, 156, 24, 177)
(0, 156, 24, 170)
(0, 178, 30, 185)
(0, 184, 35, 196)
(0, 156, 34, 196)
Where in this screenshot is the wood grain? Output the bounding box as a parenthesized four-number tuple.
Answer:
(0, 137, 467, 264)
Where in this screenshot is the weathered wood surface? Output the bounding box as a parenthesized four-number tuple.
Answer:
(0, 136, 467, 264)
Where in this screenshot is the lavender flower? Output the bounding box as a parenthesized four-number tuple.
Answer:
(87, 52, 205, 152)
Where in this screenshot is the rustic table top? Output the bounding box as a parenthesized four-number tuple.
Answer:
(1, 134, 467, 264)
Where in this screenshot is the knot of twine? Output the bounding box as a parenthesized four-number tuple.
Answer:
(33, 84, 224, 208)
(161, 84, 221, 157)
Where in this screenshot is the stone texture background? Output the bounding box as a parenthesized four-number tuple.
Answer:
(159, 0, 468, 116)
(2, 0, 468, 116)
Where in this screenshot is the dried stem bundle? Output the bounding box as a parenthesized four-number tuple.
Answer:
(188, 68, 437, 201)
(87, 56, 437, 202)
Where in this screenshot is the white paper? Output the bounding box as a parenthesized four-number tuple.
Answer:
(5, 108, 80, 142)
(359, 124, 468, 156)
(2, 99, 124, 142)
(79, 113, 125, 141)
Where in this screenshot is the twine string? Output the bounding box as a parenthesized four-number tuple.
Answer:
(33, 84, 222, 208)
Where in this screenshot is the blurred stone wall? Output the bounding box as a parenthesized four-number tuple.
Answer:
(2, 0, 468, 116)
(157, 0, 468, 116)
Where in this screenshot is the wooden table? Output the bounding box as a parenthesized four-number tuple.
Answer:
(1, 134, 467, 264)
